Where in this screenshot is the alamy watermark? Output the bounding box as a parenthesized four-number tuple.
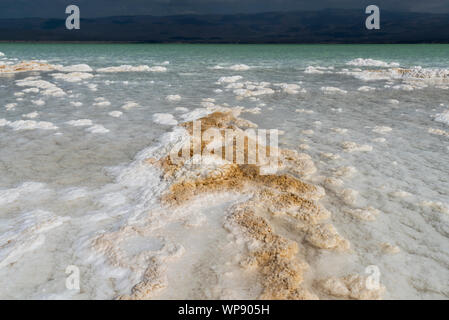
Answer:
(65, 5, 80, 30)
(365, 265, 381, 290)
(65, 265, 80, 291)
(366, 5, 380, 30)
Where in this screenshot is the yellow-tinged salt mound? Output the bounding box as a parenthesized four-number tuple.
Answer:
(226, 203, 318, 300)
(0, 61, 56, 73)
(136, 110, 354, 299)
(305, 224, 350, 251)
(380, 242, 400, 254)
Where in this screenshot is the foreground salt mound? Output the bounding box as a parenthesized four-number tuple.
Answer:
(92, 108, 378, 300)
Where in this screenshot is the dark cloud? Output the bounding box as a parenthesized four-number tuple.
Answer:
(1, 0, 449, 19)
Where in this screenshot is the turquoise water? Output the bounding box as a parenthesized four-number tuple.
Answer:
(1, 43, 449, 67)
(0, 44, 448, 299)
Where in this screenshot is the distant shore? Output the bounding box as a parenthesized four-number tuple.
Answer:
(1, 9, 448, 43)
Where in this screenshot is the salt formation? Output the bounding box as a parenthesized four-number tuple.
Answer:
(22, 111, 39, 119)
(153, 113, 178, 126)
(344, 66, 449, 86)
(0, 119, 58, 131)
(347, 58, 399, 68)
(358, 86, 376, 92)
(304, 66, 334, 74)
(229, 64, 250, 71)
(109, 111, 123, 118)
(372, 126, 392, 134)
(380, 242, 400, 254)
(97, 65, 167, 72)
(341, 141, 373, 152)
(89, 109, 385, 300)
(121, 101, 139, 110)
(15, 78, 65, 97)
(321, 87, 348, 95)
(166, 95, 182, 102)
(0, 61, 56, 73)
(51, 72, 93, 82)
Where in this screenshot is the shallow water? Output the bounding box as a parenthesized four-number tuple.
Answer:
(0, 44, 448, 299)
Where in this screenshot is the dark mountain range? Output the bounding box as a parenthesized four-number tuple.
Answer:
(0, 9, 448, 43)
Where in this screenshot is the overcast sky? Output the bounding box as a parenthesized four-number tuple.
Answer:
(1, 0, 449, 19)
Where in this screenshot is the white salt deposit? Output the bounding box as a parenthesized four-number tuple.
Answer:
(51, 72, 93, 82)
(5, 103, 17, 110)
(85, 124, 109, 134)
(358, 86, 376, 92)
(229, 64, 250, 71)
(32, 99, 45, 106)
(372, 126, 393, 134)
(434, 110, 449, 126)
(97, 65, 167, 72)
(166, 95, 182, 102)
(321, 87, 348, 94)
(108, 111, 123, 118)
(217, 76, 243, 83)
(153, 113, 178, 126)
(15, 79, 65, 97)
(22, 112, 39, 119)
(7, 120, 58, 131)
(121, 101, 139, 110)
(347, 58, 400, 67)
(66, 119, 93, 127)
